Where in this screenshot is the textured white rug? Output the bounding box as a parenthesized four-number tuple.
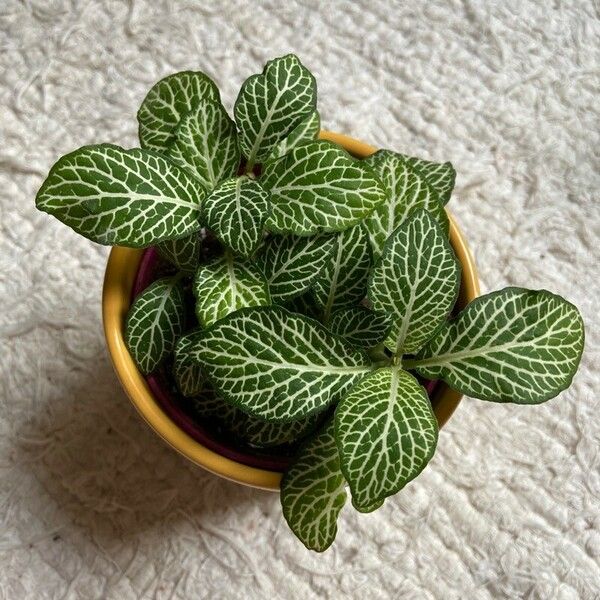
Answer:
(1, 1, 599, 598)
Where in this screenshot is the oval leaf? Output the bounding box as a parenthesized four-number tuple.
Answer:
(202, 176, 271, 258)
(156, 232, 202, 274)
(167, 100, 241, 190)
(189, 306, 372, 422)
(35, 144, 205, 247)
(328, 306, 392, 349)
(405, 155, 456, 206)
(193, 254, 270, 328)
(267, 110, 320, 162)
(234, 54, 317, 166)
(281, 418, 347, 552)
(312, 224, 372, 323)
(363, 149, 448, 256)
(369, 211, 460, 355)
(190, 390, 317, 447)
(409, 288, 585, 404)
(262, 141, 387, 235)
(335, 368, 438, 509)
(125, 276, 186, 374)
(137, 71, 220, 152)
(255, 233, 336, 302)
(174, 329, 206, 397)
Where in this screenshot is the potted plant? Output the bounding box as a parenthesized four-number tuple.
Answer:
(36, 54, 584, 552)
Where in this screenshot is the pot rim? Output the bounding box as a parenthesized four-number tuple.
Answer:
(102, 130, 480, 491)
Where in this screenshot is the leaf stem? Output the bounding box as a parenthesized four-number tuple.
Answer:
(401, 358, 419, 369)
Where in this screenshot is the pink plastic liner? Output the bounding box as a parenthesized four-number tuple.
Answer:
(132, 248, 439, 473)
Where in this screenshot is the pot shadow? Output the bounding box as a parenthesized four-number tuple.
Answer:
(13, 349, 279, 549)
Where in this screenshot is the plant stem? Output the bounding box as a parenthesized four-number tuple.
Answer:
(401, 358, 419, 369)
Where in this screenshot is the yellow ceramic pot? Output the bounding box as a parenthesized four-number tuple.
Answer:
(102, 131, 480, 491)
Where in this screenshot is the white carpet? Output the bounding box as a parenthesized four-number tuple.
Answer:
(1, 1, 599, 598)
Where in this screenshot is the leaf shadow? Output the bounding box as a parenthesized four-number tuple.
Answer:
(12, 349, 278, 550)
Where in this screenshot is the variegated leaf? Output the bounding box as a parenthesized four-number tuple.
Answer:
(267, 110, 320, 162)
(284, 292, 322, 321)
(202, 176, 271, 258)
(312, 225, 372, 323)
(281, 418, 347, 551)
(193, 253, 270, 328)
(363, 149, 448, 256)
(173, 329, 205, 397)
(369, 211, 460, 355)
(335, 368, 438, 509)
(328, 306, 392, 349)
(262, 141, 387, 235)
(125, 276, 186, 374)
(407, 288, 585, 404)
(36, 145, 205, 247)
(156, 232, 202, 274)
(190, 393, 317, 447)
(255, 233, 336, 301)
(234, 54, 317, 166)
(137, 71, 220, 152)
(188, 306, 372, 422)
(405, 155, 456, 206)
(167, 100, 241, 190)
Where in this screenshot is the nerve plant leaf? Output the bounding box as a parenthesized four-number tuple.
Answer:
(312, 224, 372, 323)
(167, 100, 241, 190)
(328, 306, 392, 349)
(137, 71, 220, 152)
(174, 329, 206, 397)
(35, 145, 205, 247)
(156, 232, 202, 274)
(255, 233, 336, 301)
(125, 276, 186, 375)
(193, 254, 270, 328)
(405, 155, 456, 206)
(281, 418, 347, 551)
(229, 409, 319, 448)
(189, 306, 372, 422)
(267, 109, 320, 162)
(234, 54, 317, 166)
(408, 288, 585, 404)
(262, 141, 387, 235)
(202, 176, 271, 257)
(369, 211, 460, 355)
(363, 149, 448, 256)
(190, 390, 318, 447)
(335, 368, 438, 510)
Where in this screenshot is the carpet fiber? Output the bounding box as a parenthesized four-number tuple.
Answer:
(1, 1, 599, 598)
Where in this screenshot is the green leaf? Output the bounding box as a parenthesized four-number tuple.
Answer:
(193, 253, 270, 328)
(234, 54, 317, 166)
(174, 329, 206, 397)
(229, 410, 319, 448)
(405, 155, 456, 206)
(407, 288, 585, 404)
(363, 149, 448, 256)
(335, 367, 438, 509)
(202, 176, 271, 258)
(284, 292, 322, 321)
(190, 389, 318, 447)
(262, 140, 387, 235)
(125, 276, 186, 374)
(328, 306, 392, 349)
(35, 144, 205, 247)
(167, 100, 241, 190)
(281, 418, 347, 551)
(369, 211, 460, 355)
(255, 233, 336, 301)
(137, 71, 220, 152)
(312, 224, 372, 323)
(267, 110, 320, 162)
(189, 306, 372, 422)
(156, 232, 202, 274)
